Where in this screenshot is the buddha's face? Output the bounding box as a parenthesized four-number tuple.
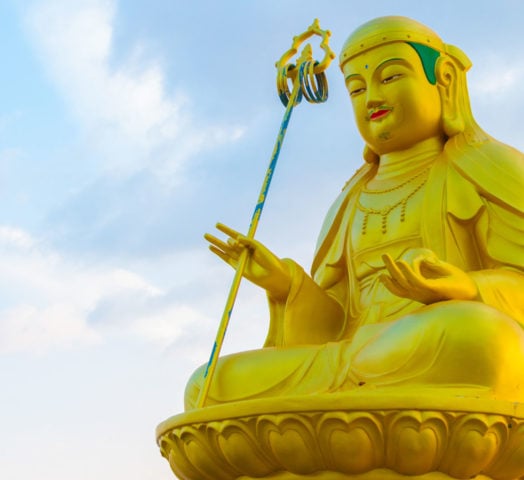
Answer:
(342, 42, 443, 155)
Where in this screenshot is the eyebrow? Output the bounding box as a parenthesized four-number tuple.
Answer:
(377, 57, 409, 70)
(344, 57, 410, 81)
(345, 73, 361, 82)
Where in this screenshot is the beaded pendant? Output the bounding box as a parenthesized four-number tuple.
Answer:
(357, 168, 428, 235)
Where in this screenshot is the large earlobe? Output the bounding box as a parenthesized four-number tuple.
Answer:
(436, 56, 465, 137)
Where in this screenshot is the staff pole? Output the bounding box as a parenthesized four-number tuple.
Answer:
(196, 19, 335, 409)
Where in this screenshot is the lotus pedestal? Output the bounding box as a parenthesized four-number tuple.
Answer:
(157, 390, 524, 479)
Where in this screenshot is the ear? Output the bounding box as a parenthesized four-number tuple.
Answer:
(435, 56, 465, 136)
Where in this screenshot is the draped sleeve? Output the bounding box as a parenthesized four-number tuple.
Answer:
(445, 138, 524, 326)
(263, 165, 374, 348)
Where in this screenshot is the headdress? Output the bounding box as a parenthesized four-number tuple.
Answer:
(339, 16, 471, 73)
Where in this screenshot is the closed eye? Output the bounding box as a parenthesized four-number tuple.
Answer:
(350, 87, 366, 97)
(382, 73, 403, 84)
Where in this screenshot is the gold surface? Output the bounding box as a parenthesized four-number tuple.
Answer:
(158, 394, 524, 479)
(159, 16, 524, 479)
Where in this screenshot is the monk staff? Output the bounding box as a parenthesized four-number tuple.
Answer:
(196, 19, 335, 409)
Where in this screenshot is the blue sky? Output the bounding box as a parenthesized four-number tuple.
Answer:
(2, 1, 524, 479)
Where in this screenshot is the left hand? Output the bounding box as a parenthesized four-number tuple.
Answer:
(380, 250, 479, 304)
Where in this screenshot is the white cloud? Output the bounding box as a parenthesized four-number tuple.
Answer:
(0, 225, 34, 248)
(0, 224, 217, 354)
(0, 303, 98, 354)
(24, 0, 244, 178)
(467, 52, 524, 150)
(131, 304, 207, 347)
(469, 52, 524, 99)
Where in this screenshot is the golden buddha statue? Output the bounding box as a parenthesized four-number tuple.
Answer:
(185, 16, 524, 409)
(158, 17, 524, 480)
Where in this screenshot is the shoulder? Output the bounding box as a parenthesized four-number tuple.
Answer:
(446, 135, 524, 213)
(316, 163, 373, 247)
(311, 163, 374, 275)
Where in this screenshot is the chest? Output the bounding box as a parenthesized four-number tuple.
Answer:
(351, 179, 426, 253)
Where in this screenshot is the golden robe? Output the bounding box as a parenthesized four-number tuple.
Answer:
(185, 135, 524, 409)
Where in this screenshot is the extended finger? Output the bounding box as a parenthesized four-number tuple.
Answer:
(216, 222, 242, 239)
(411, 255, 425, 275)
(419, 257, 450, 278)
(380, 274, 409, 298)
(216, 223, 257, 251)
(205, 233, 241, 259)
(205, 233, 230, 250)
(396, 260, 430, 289)
(382, 254, 410, 289)
(209, 245, 237, 267)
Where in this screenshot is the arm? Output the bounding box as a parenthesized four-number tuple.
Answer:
(265, 259, 345, 346)
(205, 223, 345, 347)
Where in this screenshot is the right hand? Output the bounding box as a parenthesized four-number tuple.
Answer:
(381, 249, 478, 304)
(204, 223, 292, 301)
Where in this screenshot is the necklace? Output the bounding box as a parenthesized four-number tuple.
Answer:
(357, 167, 429, 235)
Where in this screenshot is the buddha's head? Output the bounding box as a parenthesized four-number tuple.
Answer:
(340, 16, 478, 162)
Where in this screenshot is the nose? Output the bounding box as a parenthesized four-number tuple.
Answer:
(366, 83, 384, 109)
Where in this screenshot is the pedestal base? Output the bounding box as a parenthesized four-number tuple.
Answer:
(157, 390, 524, 480)
(239, 471, 493, 479)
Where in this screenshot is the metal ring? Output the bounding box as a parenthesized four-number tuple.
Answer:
(300, 61, 316, 103)
(277, 64, 303, 107)
(301, 61, 328, 104)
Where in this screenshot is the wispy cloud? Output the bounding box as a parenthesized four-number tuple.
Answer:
(469, 52, 524, 99)
(0, 224, 218, 354)
(468, 51, 524, 149)
(23, 0, 244, 179)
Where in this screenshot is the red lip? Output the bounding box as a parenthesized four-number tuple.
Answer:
(370, 109, 391, 120)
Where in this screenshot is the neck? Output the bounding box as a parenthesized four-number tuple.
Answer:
(374, 136, 445, 180)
